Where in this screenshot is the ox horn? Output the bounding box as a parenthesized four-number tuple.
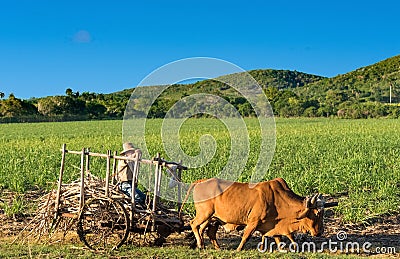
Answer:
(309, 193, 319, 207)
(298, 195, 314, 219)
(304, 194, 314, 208)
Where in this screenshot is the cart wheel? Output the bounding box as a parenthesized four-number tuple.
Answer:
(77, 198, 129, 251)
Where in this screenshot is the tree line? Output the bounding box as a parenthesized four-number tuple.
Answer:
(1, 85, 400, 123)
(1, 54, 400, 122)
(0, 89, 129, 123)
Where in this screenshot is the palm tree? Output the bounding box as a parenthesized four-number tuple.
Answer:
(65, 88, 73, 96)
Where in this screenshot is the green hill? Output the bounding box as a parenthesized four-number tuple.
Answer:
(101, 70, 325, 118)
(111, 69, 325, 99)
(2, 55, 400, 122)
(249, 69, 325, 89)
(296, 55, 400, 103)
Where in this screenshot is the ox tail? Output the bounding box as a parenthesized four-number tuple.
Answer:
(179, 179, 208, 219)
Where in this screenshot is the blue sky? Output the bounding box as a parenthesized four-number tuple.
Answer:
(1, 0, 400, 99)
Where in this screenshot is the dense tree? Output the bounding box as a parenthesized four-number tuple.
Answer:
(65, 88, 73, 96)
(237, 102, 255, 117)
(37, 96, 85, 116)
(0, 94, 37, 117)
(264, 86, 279, 101)
(303, 106, 318, 117)
(85, 102, 106, 118)
(273, 90, 299, 116)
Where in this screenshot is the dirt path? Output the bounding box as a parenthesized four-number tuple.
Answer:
(1, 191, 399, 256)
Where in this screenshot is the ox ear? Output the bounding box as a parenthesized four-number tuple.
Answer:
(298, 193, 318, 219)
(297, 208, 309, 219)
(297, 195, 313, 219)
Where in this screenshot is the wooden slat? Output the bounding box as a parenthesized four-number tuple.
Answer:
(62, 148, 187, 170)
(105, 150, 111, 197)
(54, 143, 66, 218)
(79, 148, 85, 209)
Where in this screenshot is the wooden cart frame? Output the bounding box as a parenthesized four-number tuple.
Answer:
(54, 144, 188, 251)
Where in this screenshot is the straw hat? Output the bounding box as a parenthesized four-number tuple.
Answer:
(120, 142, 136, 155)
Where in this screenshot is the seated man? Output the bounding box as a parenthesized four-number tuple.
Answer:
(117, 142, 146, 205)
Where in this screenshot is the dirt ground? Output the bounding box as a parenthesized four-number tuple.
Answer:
(1, 191, 399, 256)
(165, 213, 400, 256)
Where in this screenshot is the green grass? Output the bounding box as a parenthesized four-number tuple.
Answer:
(0, 118, 399, 223)
(0, 194, 26, 218)
(0, 120, 122, 192)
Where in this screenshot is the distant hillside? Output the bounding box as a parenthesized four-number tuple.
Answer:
(296, 55, 400, 103)
(249, 69, 325, 89)
(100, 70, 325, 117)
(2, 55, 400, 122)
(148, 69, 325, 100)
(104, 57, 400, 119)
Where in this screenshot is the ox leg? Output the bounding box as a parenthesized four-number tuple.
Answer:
(273, 235, 296, 252)
(206, 221, 220, 250)
(190, 216, 211, 249)
(259, 234, 268, 251)
(285, 234, 297, 251)
(198, 220, 210, 237)
(198, 220, 211, 248)
(274, 236, 284, 251)
(236, 222, 258, 251)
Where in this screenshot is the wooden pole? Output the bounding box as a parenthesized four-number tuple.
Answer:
(152, 154, 160, 214)
(131, 156, 140, 226)
(134, 156, 140, 184)
(177, 160, 182, 210)
(105, 150, 111, 197)
(151, 154, 160, 231)
(156, 164, 162, 198)
(112, 151, 117, 185)
(54, 144, 66, 218)
(130, 161, 136, 210)
(79, 148, 85, 210)
(85, 148, 90, 175)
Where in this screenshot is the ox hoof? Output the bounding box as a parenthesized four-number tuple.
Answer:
(189, 240, 197, 249)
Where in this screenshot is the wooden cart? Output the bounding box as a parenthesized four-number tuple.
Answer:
(54, 144, 189, 251)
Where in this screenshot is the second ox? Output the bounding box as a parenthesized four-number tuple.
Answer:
(181, 177, 337, 251)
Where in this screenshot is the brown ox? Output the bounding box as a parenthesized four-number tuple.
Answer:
(181, 177, 337, 251)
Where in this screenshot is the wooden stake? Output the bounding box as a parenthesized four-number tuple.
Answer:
(152, 154, 160, 214)
(79, 148, 85, 210)
(156, 161, 162, 198)
(54, 144, 66, 218)
(131, 156, 140, 226)
(177, 160, 182, 210)
(85, 148, 90, 175)
(105, 150, 111, 197)
(112, 151, 117, 185)
(151, 154, 160, 232)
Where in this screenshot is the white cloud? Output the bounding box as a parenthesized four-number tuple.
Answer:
(73, 30, 92, 43)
